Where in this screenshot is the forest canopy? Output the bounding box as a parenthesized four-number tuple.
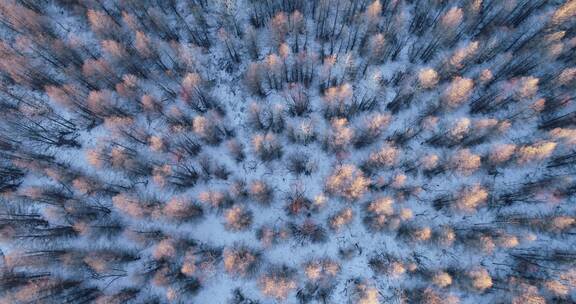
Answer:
(0, 0, 575, 303)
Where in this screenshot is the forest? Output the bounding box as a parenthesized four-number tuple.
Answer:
(0, 0, 575, 303)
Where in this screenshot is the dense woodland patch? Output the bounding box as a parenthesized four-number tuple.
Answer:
(0, 0, 575, 303)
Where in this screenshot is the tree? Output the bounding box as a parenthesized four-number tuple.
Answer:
(181, 73, 219, 113)
(223, 244, 261, 277)
(252, 133, 282, 161)
(258, 265, 297, 300)
(443, 76, 474, 109)
(325, 164, 370, 201)
(87, 9, 122, 39)
(298, 257, 340, 303)
(224, 205, 253, 231)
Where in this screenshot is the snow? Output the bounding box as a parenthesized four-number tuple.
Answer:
(0, 0, 575, 303)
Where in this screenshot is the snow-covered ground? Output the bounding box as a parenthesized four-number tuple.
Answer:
(0, 0, 575, 303)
